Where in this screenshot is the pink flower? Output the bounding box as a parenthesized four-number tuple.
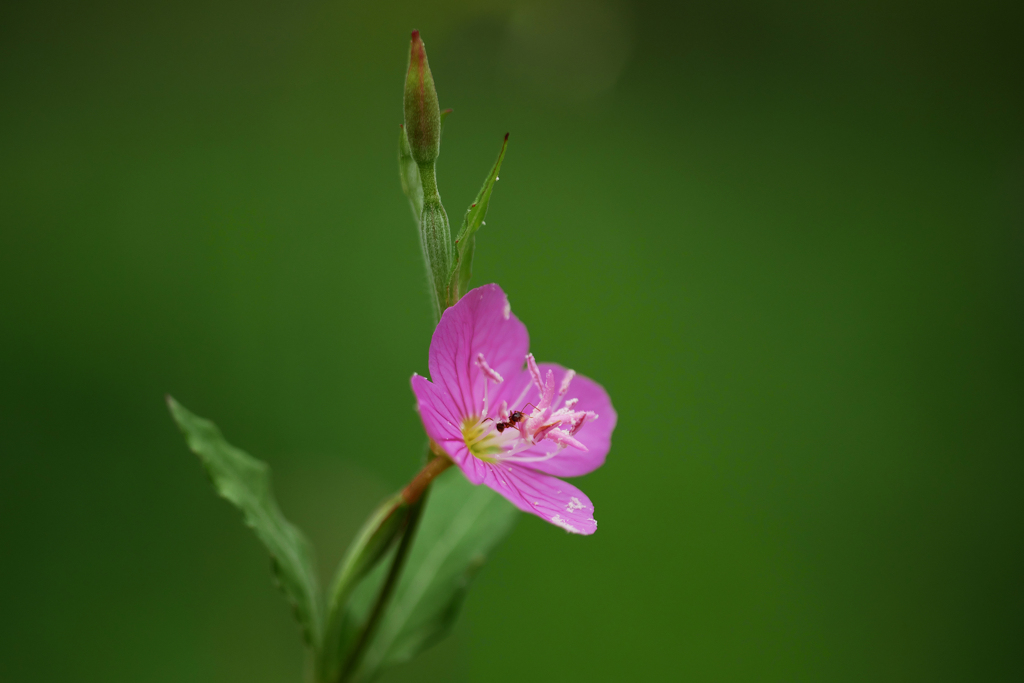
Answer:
(411, 284, 616, 534)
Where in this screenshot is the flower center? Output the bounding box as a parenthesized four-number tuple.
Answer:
(460, 352, 598, 466)
(461, 416, 506, 463)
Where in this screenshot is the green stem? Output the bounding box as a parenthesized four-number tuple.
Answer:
(418, 161, 439, 201)
(318, 491, 409, 682)
(340, 493, 427, 682)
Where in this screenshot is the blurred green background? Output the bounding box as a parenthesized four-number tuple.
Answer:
(2, 0, 1022, 680)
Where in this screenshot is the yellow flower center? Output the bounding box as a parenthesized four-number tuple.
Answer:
(461, 416, 505, 462)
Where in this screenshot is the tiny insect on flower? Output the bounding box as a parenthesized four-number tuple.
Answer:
(411, 284, 617, 534)
(483, 403, 536, 432)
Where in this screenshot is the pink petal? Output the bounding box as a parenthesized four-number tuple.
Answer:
(410, 374, 461, 448)
(486, 368, 534, 418)
(427, 284, 529, 419)
(512, 363, 617, 478)
(478, 463, 597, 535)
(410, 374, 491, 485)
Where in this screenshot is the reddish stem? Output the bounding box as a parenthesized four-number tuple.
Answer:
(402, 454, 453, 504)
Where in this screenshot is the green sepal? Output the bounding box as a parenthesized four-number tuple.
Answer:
(351, 468, 518, 681)
(398, 127, 423, 222)
(418, 183, 452, 322)
(449, 134, 508, 301)
(166, 396, 324, 649)
(319, 493, 411, 682)
(400, 126, 453, 320)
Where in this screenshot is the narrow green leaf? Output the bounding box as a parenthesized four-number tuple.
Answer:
(166, 396, 324, 648)
(354, 468, 518, 680)
(398, 127, 423, 221)
(450, 133, 508, 299)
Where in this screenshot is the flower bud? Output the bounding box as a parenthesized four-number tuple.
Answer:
(404, 30, 441, 165)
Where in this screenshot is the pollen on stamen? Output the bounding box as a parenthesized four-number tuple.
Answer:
(475, 353, 504, 383)
(559, 369, 576, 396)
(526, 353, 543, 389)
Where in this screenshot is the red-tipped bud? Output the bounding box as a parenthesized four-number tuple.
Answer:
(404, 30, 441, 165)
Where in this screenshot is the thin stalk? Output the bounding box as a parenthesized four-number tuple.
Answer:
(339, 455, 451, 682)
(339, 497, 423, 682)
(402, 454, 452, 504)
(317, 492, 409, 682)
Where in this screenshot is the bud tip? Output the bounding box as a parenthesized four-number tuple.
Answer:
(410, 30, 426, 67)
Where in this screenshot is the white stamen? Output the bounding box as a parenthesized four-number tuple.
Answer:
(526, 353, 543, 391)
(465, 357, 598, 475)
(559, 370, 576, 396)
(548, 428, 588, 451)
(510, 382, 535, 418)
(475, 354, 503, 418)
(475, 353, 504, 383)
(527, 370, 557, 428)
(503, 445, 566, 464)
